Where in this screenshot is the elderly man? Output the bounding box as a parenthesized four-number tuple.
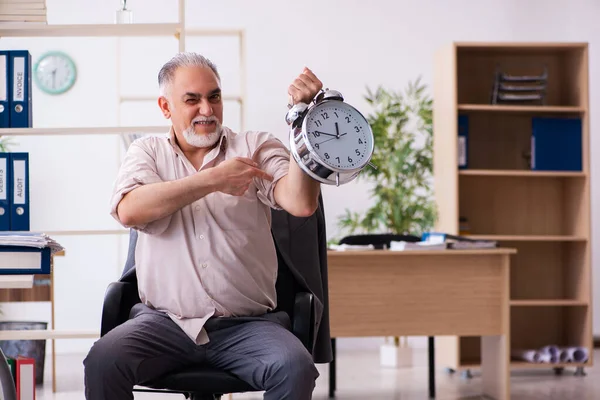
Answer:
(83, 52, 323, 400)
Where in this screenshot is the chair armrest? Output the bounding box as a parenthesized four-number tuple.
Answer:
(292, 292, 314, 352)
(100, 281, 140, 337)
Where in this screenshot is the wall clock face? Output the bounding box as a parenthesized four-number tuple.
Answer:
(34, 51, 77, 95)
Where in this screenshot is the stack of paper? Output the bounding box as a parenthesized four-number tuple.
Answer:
(328, 243, 375, 251)
(389, 241, 447, 251)
(0, 0, 47, 23)
(0, 232, 63, 254)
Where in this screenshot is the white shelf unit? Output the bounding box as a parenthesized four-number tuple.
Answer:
(0, 0, 247, 392)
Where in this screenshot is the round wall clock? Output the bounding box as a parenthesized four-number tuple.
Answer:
(33, 51, 77, 95)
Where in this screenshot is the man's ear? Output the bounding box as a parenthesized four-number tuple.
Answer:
(158, 96, 171, 119)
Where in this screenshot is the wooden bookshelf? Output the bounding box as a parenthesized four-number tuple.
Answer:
(433, 42, 592, 374)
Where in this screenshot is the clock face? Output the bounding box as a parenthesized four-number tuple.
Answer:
(34, 51, 77, 95)
(304, 101, 373, 170)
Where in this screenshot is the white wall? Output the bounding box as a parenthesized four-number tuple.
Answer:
(1, 0, 599, 355)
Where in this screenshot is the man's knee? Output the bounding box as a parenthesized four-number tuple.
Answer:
(269, 343, 319, 385)
(83, 335, 132, 384)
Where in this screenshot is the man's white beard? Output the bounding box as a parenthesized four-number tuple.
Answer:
(183, 117, 223, 148)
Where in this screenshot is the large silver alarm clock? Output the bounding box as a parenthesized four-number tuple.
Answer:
(286, 89, 375, 186)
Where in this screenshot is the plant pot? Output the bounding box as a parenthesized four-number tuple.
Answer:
(0, 321, 47, 385)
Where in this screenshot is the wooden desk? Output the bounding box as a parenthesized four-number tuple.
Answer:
(327, 248, 515, 400)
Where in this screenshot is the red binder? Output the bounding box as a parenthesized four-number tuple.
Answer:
(16, 357, 35, 400)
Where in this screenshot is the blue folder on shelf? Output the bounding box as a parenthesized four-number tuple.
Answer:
(8, 50, 32, 128)
(531, 117, 582, 171)
(0, 246, 50, 275)
(10, 152, 29, 231)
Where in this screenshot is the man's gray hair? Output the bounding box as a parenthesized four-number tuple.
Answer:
(158, 52, 220, 97)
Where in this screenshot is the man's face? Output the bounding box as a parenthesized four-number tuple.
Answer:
(159, 66, 224, 148)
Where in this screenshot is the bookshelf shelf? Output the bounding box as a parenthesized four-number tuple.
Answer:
(0, 125, 170, 136)
(0, 23, 182, 38)
(510, 300, 588, 307)
(465, 235, 587, 242)
(457, 104, 585, 113)
(434, 42, 592, 374)
(458, 169, 587, 178)
(0, 275, 34, 289)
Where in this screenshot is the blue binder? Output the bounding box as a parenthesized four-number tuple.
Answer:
(0, 153, 11, 231)
(0, 51, 10, 128)
(531, 117, 582, 171)
(8, 50, 32, 128)
(458, 114, 469, 169)
(0, 246, 50, 275)
(9, 153, 29, 231)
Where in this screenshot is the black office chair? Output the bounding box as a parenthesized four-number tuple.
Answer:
(100, 217, 322, 400)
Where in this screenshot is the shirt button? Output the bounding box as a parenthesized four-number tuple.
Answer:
(199, 235, 205, 240)
(195, 205, 201, 211)
(202, 263, 208, 268)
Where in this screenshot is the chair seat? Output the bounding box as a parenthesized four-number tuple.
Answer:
(142, 365, 256, 395)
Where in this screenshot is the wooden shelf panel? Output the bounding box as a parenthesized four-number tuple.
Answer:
(458, 104, 585, 113)
(459, 170, 587, 178)
(510, 361, 590, 369)
(0, 275, 33, 289)
(0, 274, 50, 301)
(511, 300, 588, 307)
(456, 42, 588, 51)
(466, 235, 587, 242)
(0, 23, 181, 37)
(457, 360, 591, 370)
(0, 126, 170, 136)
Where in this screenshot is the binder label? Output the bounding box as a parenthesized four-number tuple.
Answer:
(0, 157, 6, 201)
(13, 159, 25, 205)
(458, 136, 466, 167)
(13, 56, 25, 102)
(0, 55, 6, 102)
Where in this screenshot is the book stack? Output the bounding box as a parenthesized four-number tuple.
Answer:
(0, 0, 47, 24)
(491, 65, 548, 105)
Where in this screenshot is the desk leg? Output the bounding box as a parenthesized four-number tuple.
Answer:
(481, 335, 509, 400)
(328, 338, 336, 398)
(428, 336, 435, 398)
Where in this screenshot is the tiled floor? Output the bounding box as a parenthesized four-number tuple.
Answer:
(35, 348, 599, 399)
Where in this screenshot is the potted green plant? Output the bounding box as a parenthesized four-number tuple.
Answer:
(336, 77, 437, 238)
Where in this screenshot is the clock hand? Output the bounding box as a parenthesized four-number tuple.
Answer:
(335, 122, 340, 138)
(314, 130, 337, 137)
(316, 133, 347, 146)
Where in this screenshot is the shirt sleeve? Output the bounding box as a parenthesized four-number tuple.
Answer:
(248, 131, 290, 210)
(109, 138, 172, 234)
